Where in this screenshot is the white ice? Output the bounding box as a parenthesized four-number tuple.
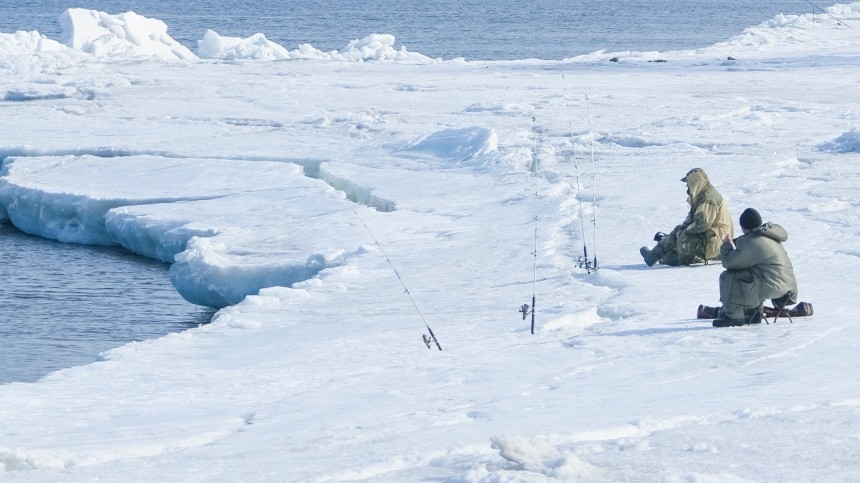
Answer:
(0, 4, 859, 481)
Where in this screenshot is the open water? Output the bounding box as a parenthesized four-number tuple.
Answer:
(0, 0, 819, 60)
(0, 223, 215, 384)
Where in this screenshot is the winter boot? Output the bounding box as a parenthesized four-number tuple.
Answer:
(713, 314, 747, 327)
(697, 305, 722, 319)
(640, 246, 662, 267)
(793, 302, 814, 316)
(744, 306, 763, 325)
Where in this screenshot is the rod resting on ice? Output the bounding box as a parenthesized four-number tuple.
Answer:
(352, 207, 442, 351)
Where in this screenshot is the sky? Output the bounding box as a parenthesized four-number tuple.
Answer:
(0, 4, 859, 481)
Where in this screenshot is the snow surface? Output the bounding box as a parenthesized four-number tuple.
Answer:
(1, 4, 859, 481)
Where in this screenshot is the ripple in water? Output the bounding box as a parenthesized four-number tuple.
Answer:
(0, 222, 215, 384)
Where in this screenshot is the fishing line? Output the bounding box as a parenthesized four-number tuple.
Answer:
(352, 207, 442, 351)
(561, 75, 598, 273)
(562, 75, 590, 272)
(585, 94, 599, 273)
(802, 0, 853, 28)
(519, 115, 540, 334)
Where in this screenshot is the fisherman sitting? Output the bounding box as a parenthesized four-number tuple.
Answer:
(710, 208, 808, 327)
(640, 168, 733, 266)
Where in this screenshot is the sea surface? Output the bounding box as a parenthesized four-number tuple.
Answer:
(0, 223, 215, 384)
(0, 0, 818, 60)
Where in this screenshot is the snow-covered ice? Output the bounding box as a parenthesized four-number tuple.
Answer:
(1, 4, 859, 481)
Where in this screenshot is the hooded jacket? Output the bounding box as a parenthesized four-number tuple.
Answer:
(676, 169, 734, 261)
(719, 222, 798, 308)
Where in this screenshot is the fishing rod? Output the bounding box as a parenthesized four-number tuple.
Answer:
(562, 75, 598, 273)
(351, 207, 442, 351)
(584, 94, 599, 273)
(519, 115, 540, 335)
(802, 0, 853, 28)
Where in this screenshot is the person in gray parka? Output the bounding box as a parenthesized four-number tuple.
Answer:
(713, 208, 798, 327)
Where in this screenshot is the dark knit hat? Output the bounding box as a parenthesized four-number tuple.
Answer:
(739, 208, 762, 230)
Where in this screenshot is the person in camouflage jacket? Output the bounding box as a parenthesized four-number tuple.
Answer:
(640, 168, 734, 266)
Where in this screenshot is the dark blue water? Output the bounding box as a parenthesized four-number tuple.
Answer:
(0, 0, 818, 60)
(0, 222, 215, 384)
